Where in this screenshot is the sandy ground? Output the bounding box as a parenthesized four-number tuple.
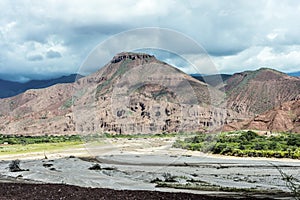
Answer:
(0, 137, 299, 199)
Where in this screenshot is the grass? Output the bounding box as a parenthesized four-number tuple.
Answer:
(0, 132, 185, 155)
(0, 141, 83, 155)
(0, 134, 83, 155)
(173, 131, 300, 159)
(0, 134, 82, 145)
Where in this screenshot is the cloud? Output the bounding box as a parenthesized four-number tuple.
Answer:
(26, 54, 43, 61)
(78, 28, 213, 75)
(1, 0, 300, 81)
(213, 45, 300, 74)
(46, 50, 62, 59)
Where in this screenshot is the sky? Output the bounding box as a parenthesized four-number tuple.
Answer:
(1, 0, 300, 82)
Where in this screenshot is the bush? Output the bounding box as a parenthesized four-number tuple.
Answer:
(162, 173, 177, 182)
(9, 160, 27, 172)
(173, 131, 300, 159)
(0, 134, 82, 145)
(212, 143, 227, 154)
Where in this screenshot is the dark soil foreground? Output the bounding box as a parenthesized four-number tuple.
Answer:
(0, 183, 275, 200)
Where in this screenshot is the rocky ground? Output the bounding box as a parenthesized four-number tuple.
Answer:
(0, 182, 275, 200)
(0, 137, 299, 199)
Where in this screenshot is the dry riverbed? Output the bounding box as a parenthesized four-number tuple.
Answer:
(0, 137, 299, 199)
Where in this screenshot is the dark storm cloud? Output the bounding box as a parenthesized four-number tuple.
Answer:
(207, 48, 245, 57)
(1, 0, 300, 81)
(46, 50, 62, 59)
(27, 54, 43, 61)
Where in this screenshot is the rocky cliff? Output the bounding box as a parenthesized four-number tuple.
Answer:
(0, 52, 241, 135)
(3, 53, 297, 135)
(72, 52, 241, 135)
(224, 99, 300, 133)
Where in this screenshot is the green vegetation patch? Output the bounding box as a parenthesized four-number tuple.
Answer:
(62, 98, 73, 109)
(0, 134, 83, 155)
(173, 131, 300, 159)
(0, 142, 83, 155)
(0, 134, 82, 145)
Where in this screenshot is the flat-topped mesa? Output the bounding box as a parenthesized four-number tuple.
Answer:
(111, 52, 155, 63)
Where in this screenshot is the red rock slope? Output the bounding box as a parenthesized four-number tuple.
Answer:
(225, 68, 300, 116)
(224, 99, 300, 133)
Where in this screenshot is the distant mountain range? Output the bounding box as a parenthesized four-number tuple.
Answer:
(0, 70, 298, 99)
(191, 70, 299, 85)
(288, 71, 300, 77)
(0, 74, 83, 98)
(190, 74, 231, 87)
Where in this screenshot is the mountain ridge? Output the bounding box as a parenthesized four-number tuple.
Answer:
(0, 74, 83, 99)
(0, 53, 299, 134)
(72, 52, 239, 134)
(1, 67, 298, 100)
(288, 71, 300, 77)
(224, 67, 300, 116)
(0, 52, 241, 135)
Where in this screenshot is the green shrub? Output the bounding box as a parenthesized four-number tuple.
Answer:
(0, 134, 82, 145)
(173, 131, 300, 159)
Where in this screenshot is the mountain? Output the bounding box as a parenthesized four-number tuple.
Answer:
(191, 74, 232, 88)
(0, 52, 241, 135)
(225, 68, 300, 116)
(0, 74, 83, 98)
(288, 71, 300, 77)
(224, 99, 300, 133)
(2, 53, 298, 135)
(0, 83, 75, 135)
(72, 52, 242, 134)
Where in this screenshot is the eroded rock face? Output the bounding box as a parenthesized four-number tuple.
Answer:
(0, 84, 76, 135)
(72, 52, 241, 135)
(111, 52, 155, 63)
(0, 52, 242, 135)
(224, 100, 300, 133)
(74, 92, 240, 135)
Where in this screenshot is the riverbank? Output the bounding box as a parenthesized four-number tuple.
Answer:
(0, 137, 299, 199)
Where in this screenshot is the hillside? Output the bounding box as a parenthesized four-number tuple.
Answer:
(224, 99, 300, 133)
(0, 83, 75, 135)
(72, 52, 241, 134)
(225, 68, 300, 116)
(0, 52, 241, 135)
(2, 54, 298, 135)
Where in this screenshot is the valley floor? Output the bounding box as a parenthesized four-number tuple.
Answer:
(0, 137, 299, 199)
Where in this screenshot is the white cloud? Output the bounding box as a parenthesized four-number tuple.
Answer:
(213, 45, 300, 74)
(1, 0, 300, 81)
